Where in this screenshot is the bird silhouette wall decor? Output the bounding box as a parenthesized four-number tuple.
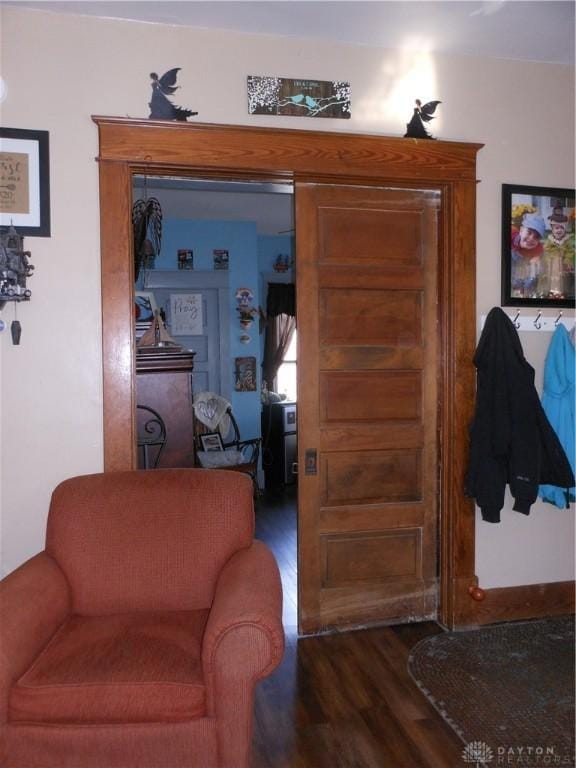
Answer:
(148, 68, 197, 121)
(404, 99, 441, 139)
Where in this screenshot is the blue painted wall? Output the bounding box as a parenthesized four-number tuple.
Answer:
(152, 219, 260, 441)
(139, 222, 295, 445)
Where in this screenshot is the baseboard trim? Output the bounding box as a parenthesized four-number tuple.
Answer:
(458, 580, 575, 627)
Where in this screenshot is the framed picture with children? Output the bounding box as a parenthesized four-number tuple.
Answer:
(501, 184, 575, 308)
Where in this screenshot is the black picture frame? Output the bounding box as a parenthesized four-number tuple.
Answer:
(199, 432, 224, 452)
(0, 127, 51, 237)
(501, 184, 574, 308)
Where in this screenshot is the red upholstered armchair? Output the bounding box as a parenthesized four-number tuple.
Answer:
(0, 469, 284, 768)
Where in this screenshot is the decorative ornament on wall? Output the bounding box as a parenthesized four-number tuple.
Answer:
(235, 287, 258, 329)
(0, 224, 34, 345)
(148, 68, 198, 121)
(273, 253, 291, 272)
(0, 224, 33, 309)
(404, 99, 441, 139)
(132, 181, 162, 282)
(248, 76, 350, 119)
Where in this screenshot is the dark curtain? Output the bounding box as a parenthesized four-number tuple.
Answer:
(262, 283, 296, 390)
(266, 283, 296, 317)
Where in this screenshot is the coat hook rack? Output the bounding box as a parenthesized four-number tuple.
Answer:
(481, 310, 575, 333)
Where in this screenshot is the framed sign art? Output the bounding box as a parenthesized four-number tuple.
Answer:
(247, 76, 351, 119)
(0, 128, 51, 237)
(170, 293, 203, 336)
(502, 184, 575, 308)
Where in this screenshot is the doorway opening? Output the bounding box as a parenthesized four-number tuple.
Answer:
(96, 116, 481, 631)
(131, 173, 298, 631)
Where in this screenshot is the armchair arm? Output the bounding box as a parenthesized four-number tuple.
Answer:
(202, 541, 284, 768)
(0, 552, 71, 722)
(203, 541, 283, 693)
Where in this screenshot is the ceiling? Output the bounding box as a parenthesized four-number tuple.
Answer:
(133, 177, 295, 236)
(6, 1, 575, 65)
(11, 1, 574, 231)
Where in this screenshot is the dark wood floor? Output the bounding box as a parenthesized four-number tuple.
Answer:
(252, 488, 465, 768)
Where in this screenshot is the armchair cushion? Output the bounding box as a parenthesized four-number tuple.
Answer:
(9, 610, 209, 725)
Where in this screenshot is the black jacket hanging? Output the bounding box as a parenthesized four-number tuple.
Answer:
(465, 307, 574, 523)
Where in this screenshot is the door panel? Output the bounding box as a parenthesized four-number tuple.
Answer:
(319, 208, 423, 264)
(321, 449, 422, 504)
(296, 184, 440, 634)
(321, 371, 421, 421)
(321, 529, 421, 586)
(320, 288, 422, 345)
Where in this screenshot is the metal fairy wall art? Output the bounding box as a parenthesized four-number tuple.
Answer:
(148, 68, 198, 121)
(404, 99, 441, 139)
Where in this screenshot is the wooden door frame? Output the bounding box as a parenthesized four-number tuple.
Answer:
(93, 116, 483, 629)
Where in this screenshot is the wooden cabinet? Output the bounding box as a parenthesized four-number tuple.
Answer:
(136, 350, 196, 468)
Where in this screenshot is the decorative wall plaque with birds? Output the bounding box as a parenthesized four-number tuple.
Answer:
(148, 68, 198, 121)
(247, 76, 350, 119)
(404, 99, 441, 139)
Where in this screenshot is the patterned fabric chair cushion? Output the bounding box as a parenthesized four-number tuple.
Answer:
(9, 610, 209, 724)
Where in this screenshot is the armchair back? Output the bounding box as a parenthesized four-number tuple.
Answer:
(45, 469, 254, 615)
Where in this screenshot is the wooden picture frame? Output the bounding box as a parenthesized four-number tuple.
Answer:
(501, 184, 575, 308)
(199, 432, 224, 452)
(0, 127, 51, 237)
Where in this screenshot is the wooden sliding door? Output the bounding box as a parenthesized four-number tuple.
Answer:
(296, 184, 440, 634)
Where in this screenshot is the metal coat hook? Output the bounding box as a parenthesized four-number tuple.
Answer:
(554, 311, 563, 326)
(512, 311, 521, 329)
(533, 311, 542, 330)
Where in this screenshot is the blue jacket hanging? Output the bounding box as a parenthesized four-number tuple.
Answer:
(539, 324, 575, 508)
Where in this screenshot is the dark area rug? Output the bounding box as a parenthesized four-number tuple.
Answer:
(408, 616, 575, 767)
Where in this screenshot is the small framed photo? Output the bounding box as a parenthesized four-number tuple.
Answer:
(177, 249, 194, 270)
(199, 432, 224, 452)
(213, 249, 229, 270)
(0, 127, 51, 237)
(234, 356, 257, 392)
(501, 184, 575, 308)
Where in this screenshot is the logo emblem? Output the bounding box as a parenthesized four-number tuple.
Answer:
(462, 741, 494, 766)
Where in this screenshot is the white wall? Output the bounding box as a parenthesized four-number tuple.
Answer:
(1, 6, 574, 587)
